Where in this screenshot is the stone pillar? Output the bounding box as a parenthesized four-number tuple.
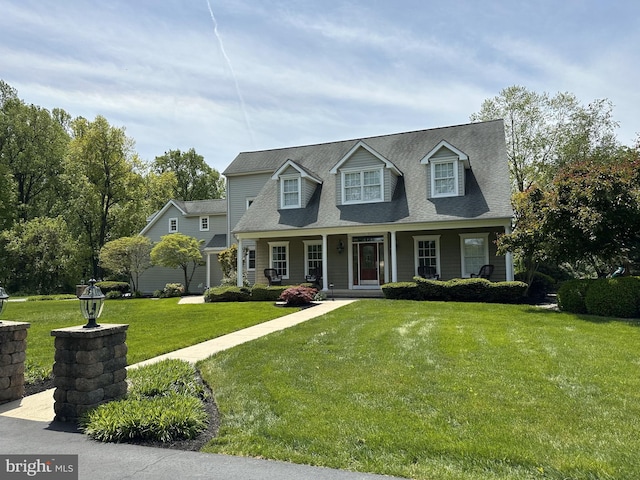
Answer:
(51, 324, 128, 422)
(0, 321, 30, 404)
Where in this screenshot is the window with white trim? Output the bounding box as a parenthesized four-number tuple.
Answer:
(303, 241, 323, 276)
(268, 241, 289, 278)
(413, 235, 440, 276)
(246, 197, 255, 209)
(169, 217, 178, 233)
(281, 176, 300, 208)
(342, 168, 383, 204)
(200, 216, 209, 231)
(459, 233, 489, 277)
(246, 248, 256, 271)
(431, 159, 458, 197)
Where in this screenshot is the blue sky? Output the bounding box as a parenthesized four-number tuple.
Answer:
(1, 0, 638, 173)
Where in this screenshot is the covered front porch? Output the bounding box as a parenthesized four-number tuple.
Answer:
(235, 222, 514, 291)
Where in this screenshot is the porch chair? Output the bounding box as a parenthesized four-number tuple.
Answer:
(264, 268, 282, 286)
(418, 265, 439, 280)
(471, 264, 494, 280)
(305, 267, 322, 287)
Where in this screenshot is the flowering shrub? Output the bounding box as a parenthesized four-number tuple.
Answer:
(278, 286, 317, 306)
(155, 283, 185, 298)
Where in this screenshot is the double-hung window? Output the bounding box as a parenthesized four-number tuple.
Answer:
(200, 216, 209, 231)
(304, 241, 323, 276)
(268, 242, 289, 278)
(414, 235, 440, 276)
(432, 160, 457, 197)
(169, 217, 178, 233)
(459, 233, 489, 277)
(281, 176, 300, 208)
(343, 168, 382, 204)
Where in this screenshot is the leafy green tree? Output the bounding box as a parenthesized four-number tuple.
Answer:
(99, 236, 152, 293)
(544, 152, 640, 275)
(153, 148, 225, 200)
(0, 216, 81, 293)
(150, 233, 204, 293)
(0, 91, 70, 221)
(499, 149, 640, 279)
(470, 85, 619, 192)
(63, 115, 143, 278)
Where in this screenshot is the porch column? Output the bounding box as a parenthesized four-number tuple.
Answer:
(206, 252, 211, 289)
(236, 238, 244, 287)
(322, 234, 328, 291)
(390, 231, 398, 283)
(505, 225, 514, 281)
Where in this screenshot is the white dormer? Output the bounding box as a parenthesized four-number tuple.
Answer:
(421, 140, 470, 198)
(271, 159, 322, 209)
(330, 141, 402, 205)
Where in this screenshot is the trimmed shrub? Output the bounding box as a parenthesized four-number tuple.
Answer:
(204, 286, 251, 302)
(97, 281, 130, 294)
(414, 277, 447, 301)
(516, 271, 556, 300)
(584, 277, 640, 319)
(279, 286, 317, 306)
(487, 281, 528, 304)
(381, 282, 421, 300)
(557, 279, 592, 314)
(251, 284, 288, 301)
(446, 278, 492, 302)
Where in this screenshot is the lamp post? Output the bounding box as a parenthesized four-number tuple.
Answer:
(79, 279, 105, 328)
(0, 282, 8, 323)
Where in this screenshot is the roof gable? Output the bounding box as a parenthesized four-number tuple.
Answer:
(271, 159, 322, 184)
(421, 140, 470, 168)
(140, 198, 226, 236)
(329, 141, 402, 175)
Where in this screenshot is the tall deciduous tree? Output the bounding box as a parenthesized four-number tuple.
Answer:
(0, 216, 81, 293)
(150, 233, 204, 293)
(470, 85, 619, 192)
(153, 148, 225, 200)
(0, 92, 70, 221)
(64, 115, 143, 278)
(99, 236, 152, 293)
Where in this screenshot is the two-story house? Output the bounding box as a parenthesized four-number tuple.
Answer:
(138, 199, 227, 294)
(226, 120, 514, 292)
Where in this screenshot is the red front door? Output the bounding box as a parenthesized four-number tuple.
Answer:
(359, 243, 378, 284)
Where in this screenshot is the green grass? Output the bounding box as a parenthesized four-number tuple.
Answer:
(7, 298, 296, 379)
(199, 300, 640, 480)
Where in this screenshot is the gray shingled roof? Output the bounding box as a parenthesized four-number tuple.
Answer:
(172, 199, 227, 216)
(226, 120, 512, 234)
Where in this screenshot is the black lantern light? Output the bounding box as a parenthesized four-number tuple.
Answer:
(79, 279, 105, 328)
(0, 282, 9, 322)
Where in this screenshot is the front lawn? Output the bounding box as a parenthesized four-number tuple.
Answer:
(8, 298, 295, 381)
(199, 300, 640, 480)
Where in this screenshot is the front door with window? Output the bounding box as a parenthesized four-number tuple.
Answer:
(352, 236, 384, 287)
(359, 243, 378, 284)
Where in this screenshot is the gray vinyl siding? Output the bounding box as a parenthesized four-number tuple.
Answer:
(138, 264, 208, 295)
(302, 178, 316, 206)
(227, 172, 272, 232)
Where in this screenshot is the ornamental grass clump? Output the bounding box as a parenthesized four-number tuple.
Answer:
(81, 359, 208, 443)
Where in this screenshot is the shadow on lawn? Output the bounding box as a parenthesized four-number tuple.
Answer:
(523, 305, 640, 326)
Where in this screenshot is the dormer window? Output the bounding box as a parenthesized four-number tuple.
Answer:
(421, 140, 470, 199)
(272, 159, 322, 210)
(330, 140, 402, 206)
(281, 176, 301, 208)
(432, 158, 458, 197)
(343, 168, 383, 204)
